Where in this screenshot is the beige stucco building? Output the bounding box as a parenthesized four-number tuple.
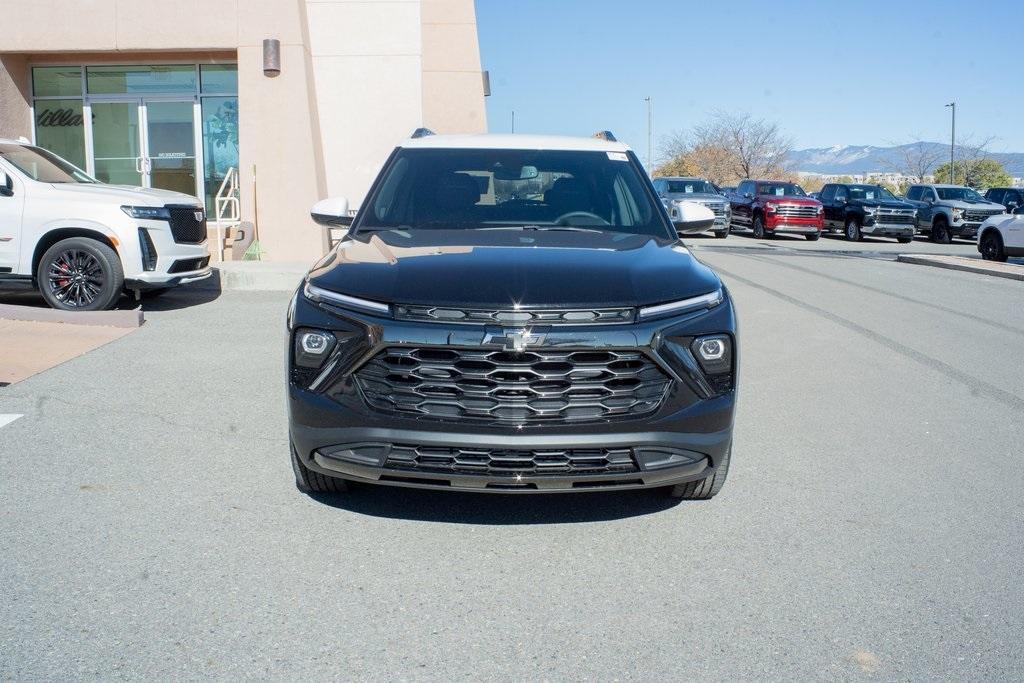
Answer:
(0, 0, 488, 261)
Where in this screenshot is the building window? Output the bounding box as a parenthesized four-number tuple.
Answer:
(201, 96, 239, 212)
(33, 98, 87, 170)
(86, 65, 197, 94)
(200, 64, 238, 94)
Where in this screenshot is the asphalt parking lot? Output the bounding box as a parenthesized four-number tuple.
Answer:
(2, 237, 1023, 679)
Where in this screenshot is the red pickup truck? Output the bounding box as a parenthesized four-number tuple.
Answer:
(729, 179, 823, 240)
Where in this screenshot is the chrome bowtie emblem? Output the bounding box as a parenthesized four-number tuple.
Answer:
(483, 328, 545, 352)
(194, 210, 204, 221)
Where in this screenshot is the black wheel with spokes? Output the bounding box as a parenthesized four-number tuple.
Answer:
(931, 218, 952, 244)
(38, 237, 124, 311)
(752, 215, 766, 239)
(980, 231, 1008, 262)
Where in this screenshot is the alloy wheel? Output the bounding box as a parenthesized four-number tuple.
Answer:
(46, 249, 106, 308)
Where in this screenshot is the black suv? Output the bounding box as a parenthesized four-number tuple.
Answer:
(819, 183, 917, 242)
(287, 132, 738, 499)
(984, 187, 1024, 213)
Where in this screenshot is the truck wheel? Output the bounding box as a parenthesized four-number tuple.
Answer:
(38, 237, 124, 311)
(668, 446, 731, 500)
(980, 232, 1008, 262)
(845, 217, 862, 241)
(752, 215, 766, 239)
(290, 442, 348, 494)
(896, 236, 913, 244)
(714, 224, 730, 239)
(805, 232, 820, 241)
(931, 218, 951, 244)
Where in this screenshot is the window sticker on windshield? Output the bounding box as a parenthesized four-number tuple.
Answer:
(606, 152, 628, 162)
(773, 188, 784, 196)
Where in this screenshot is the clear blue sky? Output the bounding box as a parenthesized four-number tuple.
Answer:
(476, 0, 1024, 157)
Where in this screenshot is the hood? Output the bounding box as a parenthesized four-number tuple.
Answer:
(939, 198, 1005, 210)
(307, 229, 722, 309)
(46, 182, 201, 206)
(665, 192, 726, 203)
(850, 198, 915, 209)
(758, 195, 820, 205)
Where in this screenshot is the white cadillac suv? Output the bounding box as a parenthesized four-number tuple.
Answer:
(0, 139, 212, 311)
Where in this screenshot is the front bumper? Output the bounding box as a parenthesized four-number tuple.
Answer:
(951, 221, 982, 238)
(288, 286, 738, 493)
(765, 215, 822, 234)
(863, 221, 915, 237)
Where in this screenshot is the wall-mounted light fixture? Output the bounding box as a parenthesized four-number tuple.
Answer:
(263, 39, 281, 77)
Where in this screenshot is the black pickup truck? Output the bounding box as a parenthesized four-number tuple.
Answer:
(819, 183, 916, 243)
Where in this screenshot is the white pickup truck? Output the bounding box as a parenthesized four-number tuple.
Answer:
(0, 139, 211, 310)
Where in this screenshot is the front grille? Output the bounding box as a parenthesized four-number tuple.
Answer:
(963, 209, 1001, 223)
(394, 305, 635, 325)
(167, 206, 208, 244)
(354, 347, 671, 424)
(875, 208, 916, 224)
(386, 445, 638, 476)
(698, 201, 727, 217)
(775, 204, 818, 218)
(167, 256, 210, 274)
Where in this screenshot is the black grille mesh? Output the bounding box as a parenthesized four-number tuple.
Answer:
(354, 347, 671, 424)
(394, 305, 634, 325)
(386, 445, 638, 476)
(167, 207, 208, 244)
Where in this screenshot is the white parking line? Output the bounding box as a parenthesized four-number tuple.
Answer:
(0, 414, 24, 429)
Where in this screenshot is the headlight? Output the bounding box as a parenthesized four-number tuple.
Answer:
(294, 329, 337, 368)
(121, 205, 171, 220)
(765, 202, 777, 213)
(863, 206, 877, 215)
(691, 335, 732, 375)
(952, 208, 964, 221)
(303, 281, 390, 316)
(816, 205, 824, 215)
(639, 288, 723, 321)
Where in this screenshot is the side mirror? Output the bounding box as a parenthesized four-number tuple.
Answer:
(311, 197, 352, 226)
(669, 201, 716, 235)
(0, 169, 12, 197)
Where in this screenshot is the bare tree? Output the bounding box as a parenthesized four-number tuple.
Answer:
(886, 138, 944, 182)
(657, 111, 793, 183)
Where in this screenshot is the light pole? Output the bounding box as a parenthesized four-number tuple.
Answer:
(511, 109, 515, 134)
(945, 102, 955, 183)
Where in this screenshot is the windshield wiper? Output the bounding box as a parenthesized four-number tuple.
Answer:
(479, 225, 607, 233)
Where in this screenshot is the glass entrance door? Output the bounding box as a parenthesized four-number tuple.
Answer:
(90, 101, 143, 186)
(143, 100, 197, 196)
(87, 98, 199, 196)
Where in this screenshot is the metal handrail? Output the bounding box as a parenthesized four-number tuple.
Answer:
(213, 167, 240, 261)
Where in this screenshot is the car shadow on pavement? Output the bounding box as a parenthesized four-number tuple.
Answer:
(309, 484, 684, 524)
(0, 279, 221, 312)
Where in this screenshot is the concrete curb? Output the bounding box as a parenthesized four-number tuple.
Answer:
(896, 254, 1024, 282)
(0, 304, 144, 328)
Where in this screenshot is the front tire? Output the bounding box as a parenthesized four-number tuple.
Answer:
(931, 218, 952, 244)
(714, 224, 730, 239)
(38, 237, 124, 311)
(980, 231, 1008, 262)
(896, 236, 913, 244)
(668, 446, 731, 500)
(290, 443, 348, 494)
(752, 215, 766, 239)
(805, 232, 820, 241)
(845, 217, 862, 241)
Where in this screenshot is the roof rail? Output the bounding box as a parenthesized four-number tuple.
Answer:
(411, 127, 435, 139)
(592, 130, 617, 142)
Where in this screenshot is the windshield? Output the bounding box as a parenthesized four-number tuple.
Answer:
(665, 180, 717, 194)
(757, 182, 805, 197)
(936, 187, 985, 202)
(848, 184, 897, 201)
(0, 143, 95, 183)
(357, 148, 672, 237)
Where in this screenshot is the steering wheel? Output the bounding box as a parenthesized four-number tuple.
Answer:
(554, 211, 609, 226)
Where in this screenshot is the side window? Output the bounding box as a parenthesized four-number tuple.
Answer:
(820, 185, 835, 203)
(739, 181, 752, 196)
(906, 186, 921, 201)
(653, 179, 665, 194)
(986, 189, 1003, 203)
(921, 188, 936, 202)
(834, 185, 848, 202)
(1009, 191, 1022, 205)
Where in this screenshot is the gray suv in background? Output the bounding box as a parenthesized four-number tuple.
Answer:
(904, 184, 1005, 243)
(653, 176, 732, 238)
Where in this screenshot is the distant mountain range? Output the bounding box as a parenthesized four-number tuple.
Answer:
(789, 143, 1024, 176)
